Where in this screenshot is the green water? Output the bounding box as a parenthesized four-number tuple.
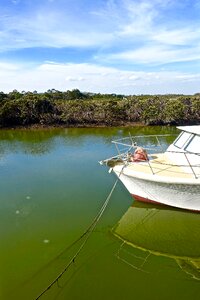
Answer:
(0, 126, 199, 300)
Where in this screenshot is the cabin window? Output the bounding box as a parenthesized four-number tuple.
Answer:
(174, 132, 192, 149)
(185, 135, 200, 153)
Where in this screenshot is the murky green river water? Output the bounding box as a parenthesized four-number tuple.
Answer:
(0, 126, 199, 300)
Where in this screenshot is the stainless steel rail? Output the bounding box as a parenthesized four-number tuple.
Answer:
(101, 134, 200, 179)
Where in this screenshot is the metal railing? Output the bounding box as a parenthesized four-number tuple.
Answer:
(100, 134, 200, 179)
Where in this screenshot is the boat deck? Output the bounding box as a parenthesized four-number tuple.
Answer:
(127, 153, 198, 179)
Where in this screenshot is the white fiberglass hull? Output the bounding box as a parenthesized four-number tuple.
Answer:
(113, 166, 200, 212)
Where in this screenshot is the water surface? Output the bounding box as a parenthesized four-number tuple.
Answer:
(0, 126, 199, 300)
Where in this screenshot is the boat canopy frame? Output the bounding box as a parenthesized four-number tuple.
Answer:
(100, 134, 200, 179)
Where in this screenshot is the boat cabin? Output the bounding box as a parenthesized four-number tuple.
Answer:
(166, 126, 200, 179)
(167, 126, 200, 154)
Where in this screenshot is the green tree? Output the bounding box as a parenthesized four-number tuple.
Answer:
(164, 99, 186, 124)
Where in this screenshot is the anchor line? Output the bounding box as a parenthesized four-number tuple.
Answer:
(34, 163, 127, 300)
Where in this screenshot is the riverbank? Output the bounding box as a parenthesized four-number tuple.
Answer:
(0, 121, 147, 130)
(0, 90, 199, 128)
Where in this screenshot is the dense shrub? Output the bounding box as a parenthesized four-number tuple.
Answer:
(0, 89, 199, 127)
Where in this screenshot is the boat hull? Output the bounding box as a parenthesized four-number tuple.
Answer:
(113, 170, 200, 212)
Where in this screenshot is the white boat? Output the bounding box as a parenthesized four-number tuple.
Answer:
(100, 126, 200, 212)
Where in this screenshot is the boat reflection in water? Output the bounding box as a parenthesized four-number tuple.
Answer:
(113, 200, 200, 280)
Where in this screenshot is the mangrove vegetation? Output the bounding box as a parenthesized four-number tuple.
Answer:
(0, 89, 199, 127)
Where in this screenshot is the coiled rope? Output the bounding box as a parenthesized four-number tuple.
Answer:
(34, 164, 125, 300)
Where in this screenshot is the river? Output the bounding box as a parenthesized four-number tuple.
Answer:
(0, 126, 199, 300)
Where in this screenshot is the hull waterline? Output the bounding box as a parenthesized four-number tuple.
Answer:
(113, 168, 200, 212)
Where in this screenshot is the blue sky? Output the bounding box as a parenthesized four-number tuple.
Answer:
(0, 0, 200, 94)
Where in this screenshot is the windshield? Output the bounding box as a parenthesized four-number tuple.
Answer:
(174, 132, 192, 149)
(184, 135, 200, 153)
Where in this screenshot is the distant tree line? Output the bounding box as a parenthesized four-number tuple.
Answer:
(0, 89, 199, 127)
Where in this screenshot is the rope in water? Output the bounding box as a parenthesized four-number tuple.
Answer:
(34, 176, 120, 300)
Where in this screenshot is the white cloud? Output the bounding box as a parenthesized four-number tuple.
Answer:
(128, 75, 140, 80)
(65, 76, 85, 82)
(0, 0, 200, 71)
(0, 61, 199, 94)
(0, 1, 199, 94)
(90, 1, 200, 67)
(0, 62, 20, 71)
(0, 6, 114, 52)
(152, 28, 200, 46)
(118, 0, 156, 36)
(107, 0, 200, 66)
(104, 43, 200, 65)
(11, 0, 20, 4)
(175, 74, 200, 82)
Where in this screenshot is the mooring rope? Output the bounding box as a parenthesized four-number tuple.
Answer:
(34, 169, 123, 300)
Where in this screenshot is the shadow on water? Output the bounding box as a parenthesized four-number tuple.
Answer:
(113, 200, 200, 281)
